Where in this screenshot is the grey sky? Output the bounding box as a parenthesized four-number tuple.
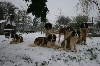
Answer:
(2, 0, 78, 23)
(46, 0, 79, 24)
(1, 0, 80, 24)
(1, 0, 99, 24)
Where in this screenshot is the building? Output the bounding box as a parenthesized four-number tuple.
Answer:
(0, 20, 7, 34)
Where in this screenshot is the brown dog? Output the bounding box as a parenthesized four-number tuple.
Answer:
(61, 30, 79, 52)
(10, 34, 24, 44)
(29, 34, 60, 49)
(78, 22, 89, 45)
(58, 26, 73, 42)
(28, 37, 47, 47)
(78, 28, 89, 45)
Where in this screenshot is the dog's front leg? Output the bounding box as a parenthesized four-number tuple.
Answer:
(70, 41, 75, 52)
(74, 43, 77, 51)
(58, 34, 61, 42)
(83, 38, 87, 45)
(64, 40, 67, 50)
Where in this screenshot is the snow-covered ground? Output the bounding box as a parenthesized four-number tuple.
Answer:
(0, 32, 100, 66)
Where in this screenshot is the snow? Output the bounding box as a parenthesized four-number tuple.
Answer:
(0, 32, 100, 66)
(4, 29, 15, 30)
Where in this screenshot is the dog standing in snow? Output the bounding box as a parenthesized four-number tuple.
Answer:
(61, 30, 79, 52)
(78, 22, 89, 45)
(58, 26, 73, 42)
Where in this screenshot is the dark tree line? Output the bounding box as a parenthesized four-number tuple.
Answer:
(0, 1, 17, 20)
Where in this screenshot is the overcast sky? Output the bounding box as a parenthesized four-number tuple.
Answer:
(1, 0, 99, 24)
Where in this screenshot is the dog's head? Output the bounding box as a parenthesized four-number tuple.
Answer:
(19, 36, 23, 42)
(71, 30, 79, 37)
(47, 34, 56, 42)
(13, 34, 20, 39)
(66, 26, 73, 32)
(80, 22, 88, 29)
(44, 23, 52, 30)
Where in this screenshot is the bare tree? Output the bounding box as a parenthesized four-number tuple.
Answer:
(76, 0, 100, 15)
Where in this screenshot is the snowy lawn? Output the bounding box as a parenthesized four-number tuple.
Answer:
(0, 32, 100, 66)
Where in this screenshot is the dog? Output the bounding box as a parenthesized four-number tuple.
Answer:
(58, 26, 73, 42)
(29, 34, 60, 49)
(78, 22, 89, 45)
(10, 34, 24, 44)
(61, 30, 79, 52)
(44, 23, 52, 36)
(28, 37, 47, 47)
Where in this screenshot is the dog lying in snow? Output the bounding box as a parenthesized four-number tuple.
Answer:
(28, 34, 60, 49)
(10, 34, 23, 44)
(61, 30, 79, 52)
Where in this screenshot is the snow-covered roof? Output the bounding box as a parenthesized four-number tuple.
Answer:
(4, 29, 15, 30)
(0, 20, 7, 23)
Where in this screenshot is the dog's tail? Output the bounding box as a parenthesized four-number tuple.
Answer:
(28, 43, 37, 47)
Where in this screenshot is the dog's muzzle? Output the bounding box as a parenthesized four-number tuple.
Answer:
(51, 38, 56, 42)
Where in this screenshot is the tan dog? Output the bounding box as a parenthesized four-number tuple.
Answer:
(78, 22, 89, 45)
(10, 34, 23, 44)
(29, 34, 60, 49)
(61, 30, 79, 52)
(78, 28, 89, 45)
(58, 26, 73, 42)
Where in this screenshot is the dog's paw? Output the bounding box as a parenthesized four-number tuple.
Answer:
(71, 50, 77, 52)
(28, 44, 34, 47)
(58, 40, 60, 43)
(84, 44, 87, 45)
(56, 48, 64, 51)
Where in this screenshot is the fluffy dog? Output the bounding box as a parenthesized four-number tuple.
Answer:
(44, 23, 52, 36)
(78, 22, 89, 45)
(10, 34, 23, 44)
(29, 34, 60, 49)
(58, 26, 73, 42)
(61, 30, 79, 52)
(28, 37, 47, 47)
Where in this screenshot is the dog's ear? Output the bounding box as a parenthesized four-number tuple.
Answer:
(71, 27, 73, 31)
(71, 31, 75, 37)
